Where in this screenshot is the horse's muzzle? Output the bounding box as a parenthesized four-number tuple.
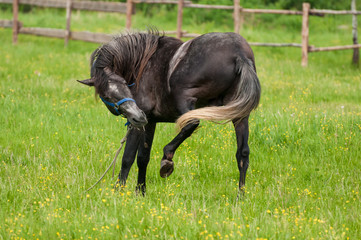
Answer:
(126, 108, 148, 127)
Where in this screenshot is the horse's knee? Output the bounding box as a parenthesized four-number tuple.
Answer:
(236, 146, 249, 159)
(121, 157, 135, 170)
(243, 146, 250, 157)
(236, 146, 249, 170)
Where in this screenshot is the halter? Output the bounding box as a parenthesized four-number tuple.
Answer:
(100, 96, 135, 116)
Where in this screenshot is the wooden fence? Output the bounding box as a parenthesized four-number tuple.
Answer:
(0, 0, 360, 66)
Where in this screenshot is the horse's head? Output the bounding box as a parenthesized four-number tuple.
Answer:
(78, 67, 148, 128)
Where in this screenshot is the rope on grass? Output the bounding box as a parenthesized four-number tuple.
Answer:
(86, 127, 132, 192)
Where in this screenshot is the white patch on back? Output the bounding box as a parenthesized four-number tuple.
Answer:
(167, 39, 194, 92)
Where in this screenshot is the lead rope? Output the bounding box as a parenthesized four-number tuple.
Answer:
(86, 126, 132, 192)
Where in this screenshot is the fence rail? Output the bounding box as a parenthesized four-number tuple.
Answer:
(17, 27, 113, 43)
(250, 43, 302, 47)
(310, 44, 361, 52)
(310, 9, 361, 15)
(0, 0, 359, 66)
(0, 20, 15, 28)
(0, 0, 127, 13)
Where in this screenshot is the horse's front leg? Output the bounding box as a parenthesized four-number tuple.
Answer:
(136, 122, 156, 195)
(160, 120, 199, 178)
(116, 127, 141, 188)
(233, 116, 250, 194)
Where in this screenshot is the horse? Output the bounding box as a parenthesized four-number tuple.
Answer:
(78, 30, 261, 195)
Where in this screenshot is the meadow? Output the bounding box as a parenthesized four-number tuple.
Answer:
(0, 5, 361, 239)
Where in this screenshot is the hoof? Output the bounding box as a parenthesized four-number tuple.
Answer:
(136, 185, 146, 196)
(160, 160, 174, 178)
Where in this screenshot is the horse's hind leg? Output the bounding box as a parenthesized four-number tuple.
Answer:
(159, 96, 199, 177)
(136, 122, 156, 195)
(160, 120, 199, 177)
(233, 116, 250, 193)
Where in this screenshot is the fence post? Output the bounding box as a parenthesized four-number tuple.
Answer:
(351, 0, 359, 66)
(65, 0, 72, 46)
(240, 8, 244, 32)
(126, 0, 133, 30)
(12, 0, 19, 44)
(301, 2, 310, 67)
(176, 0, 184, 39)
(233, 0, 240, 34)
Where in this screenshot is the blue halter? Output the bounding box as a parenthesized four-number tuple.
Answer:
(100, 96, 135, 126)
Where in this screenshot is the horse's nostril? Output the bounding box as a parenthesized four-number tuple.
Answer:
(132, 118, 139, 123)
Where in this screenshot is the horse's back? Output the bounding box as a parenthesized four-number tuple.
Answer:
(190, 32, 254, 62)
(168, 32, 255, 101)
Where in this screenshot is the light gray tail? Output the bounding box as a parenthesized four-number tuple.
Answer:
(176, 57, 261, 129)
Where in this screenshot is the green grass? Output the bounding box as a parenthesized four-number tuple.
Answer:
(1, 6, 361, 239)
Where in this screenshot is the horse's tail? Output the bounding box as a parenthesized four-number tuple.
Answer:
(176, 56, 261, 130)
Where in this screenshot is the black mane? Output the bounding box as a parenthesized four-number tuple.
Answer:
(90, 30, 163, 95)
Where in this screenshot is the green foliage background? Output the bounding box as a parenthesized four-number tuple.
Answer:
(0, 1, 361, 239)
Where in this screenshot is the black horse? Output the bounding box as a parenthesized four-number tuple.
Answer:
(78, 30, 261, 194)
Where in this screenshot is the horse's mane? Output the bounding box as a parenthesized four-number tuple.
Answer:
(90, 29, 162, 94)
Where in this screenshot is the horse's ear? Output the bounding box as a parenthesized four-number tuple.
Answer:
(77, 78, 95, 87)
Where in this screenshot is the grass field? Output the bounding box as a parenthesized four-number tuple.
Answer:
(1, 6, 361, 239)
